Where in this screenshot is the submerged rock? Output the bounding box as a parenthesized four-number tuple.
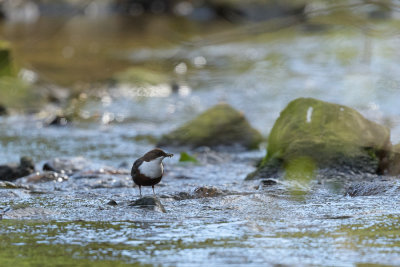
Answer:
(158, 103, 263, 150)
(0, 157, 35, 181)
(129, 196, 166, 212)
(247, 98, 391, 180)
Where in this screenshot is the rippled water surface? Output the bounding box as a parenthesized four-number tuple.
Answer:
(1, 2, 400, 266)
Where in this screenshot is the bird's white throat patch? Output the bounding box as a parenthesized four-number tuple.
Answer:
(139, 157, 164, 179)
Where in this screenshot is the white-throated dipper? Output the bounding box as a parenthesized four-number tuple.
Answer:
(131, 148, 173, 197)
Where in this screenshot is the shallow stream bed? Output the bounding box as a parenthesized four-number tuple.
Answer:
(1, 2, 400, 266)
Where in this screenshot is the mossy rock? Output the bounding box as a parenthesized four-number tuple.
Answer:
(247, 98, 391, 180)
(158, 103, 262, 149)
(0, 40, 15, 77)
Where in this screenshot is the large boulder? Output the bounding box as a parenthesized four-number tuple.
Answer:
(247, 98, 391, 180)
(158, 103, 263, 150)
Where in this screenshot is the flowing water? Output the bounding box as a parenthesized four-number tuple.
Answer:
(1, 2, 400, 266)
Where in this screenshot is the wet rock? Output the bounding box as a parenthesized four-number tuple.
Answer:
(129, 196, 166, 212)
(261, 178, 278, 186)
(247, 98, 391, 180)
(0, 157, 35, 181)
(45, 114, 70, 126)
(345, 181, 398, 197)
(158, 103, 263, 150)
(193, 186, 224, 198)
(43, 157, 89, 174)
(107, 200, 118, 206)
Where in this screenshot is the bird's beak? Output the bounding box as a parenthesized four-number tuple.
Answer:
(166, 153, 173, 158)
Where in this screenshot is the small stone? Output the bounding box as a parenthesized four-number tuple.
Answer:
(193, 186, 223, 198)
(46, 114, 69, 126)
(107, 200, 118, 206)
(261, 178, 278, 186)
(129, 196, 166, 212)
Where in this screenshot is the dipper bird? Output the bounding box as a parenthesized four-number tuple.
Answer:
(131, 148, 173, 197)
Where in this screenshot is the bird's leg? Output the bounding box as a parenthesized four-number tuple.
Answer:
(152, 185, 156, 196)
(139, 185, 142, 198)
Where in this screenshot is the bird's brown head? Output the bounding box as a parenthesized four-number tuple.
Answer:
(142, 148, 173, 161)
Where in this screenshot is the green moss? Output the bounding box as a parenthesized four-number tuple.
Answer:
(179, 152, 199, 163)
(248, 98, 391, 179)
(158, 103, 263, 149)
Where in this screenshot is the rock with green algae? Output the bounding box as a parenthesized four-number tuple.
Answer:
(158, 103, 263, 150)
(247, 98, 391, 180)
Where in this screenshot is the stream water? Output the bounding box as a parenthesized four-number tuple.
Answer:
(1, 2, 400, 266)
